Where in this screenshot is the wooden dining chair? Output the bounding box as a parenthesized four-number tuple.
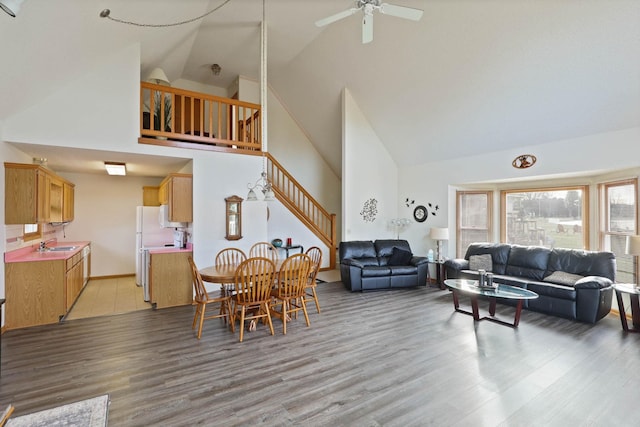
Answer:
(249, 241, 279, 263)
(270, 253, 312, 335)
(215, 248, 247, 294)
(230, 257, 276, 342)
(303, 246, 323, 314)
(188, 256, 232, 340)
(215, 247, 247, 266)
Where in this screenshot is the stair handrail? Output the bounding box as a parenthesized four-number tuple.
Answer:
(266, 153, 336, 269)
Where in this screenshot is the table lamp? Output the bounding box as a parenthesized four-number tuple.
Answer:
(626, 235, 640, 286)
(430, 227, 449, 263)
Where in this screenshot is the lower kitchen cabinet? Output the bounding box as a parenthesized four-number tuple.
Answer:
(149, 251, 193, 309)
(5, 260, 66, 329)
(4, 244, 91, 330)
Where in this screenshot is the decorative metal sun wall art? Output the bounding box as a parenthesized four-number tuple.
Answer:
(360, 198, 378, 222)
(512, 154, 537, 169)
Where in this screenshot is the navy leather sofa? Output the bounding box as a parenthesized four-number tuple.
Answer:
(444, 242, 616, 323)
(339, 239, 429, 291)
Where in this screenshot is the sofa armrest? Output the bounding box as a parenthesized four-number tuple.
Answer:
(444, 258, 469, 270)
(342, 258, 365, 269)
(410, 256, 429, 266)
(574, 276, 613, 290)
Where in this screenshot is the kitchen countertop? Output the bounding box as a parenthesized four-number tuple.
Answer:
(148, 243, 193, 255)
(5, 241, 91, 263)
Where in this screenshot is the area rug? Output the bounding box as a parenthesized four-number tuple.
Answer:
(7, 394, 109, 427)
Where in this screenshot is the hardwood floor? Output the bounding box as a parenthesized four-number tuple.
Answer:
(0, 279, 638, 426)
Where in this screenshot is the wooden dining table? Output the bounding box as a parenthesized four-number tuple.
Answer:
(199, 259, 285, 285)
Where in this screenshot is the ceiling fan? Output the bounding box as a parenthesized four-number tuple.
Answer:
(315, 0, 424, 44)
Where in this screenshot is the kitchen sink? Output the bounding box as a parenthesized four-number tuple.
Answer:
(47, 246, 78, 252)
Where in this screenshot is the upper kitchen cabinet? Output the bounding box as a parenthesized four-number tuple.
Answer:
(4, 162, 75, 224)
(159, 173, 192, 223)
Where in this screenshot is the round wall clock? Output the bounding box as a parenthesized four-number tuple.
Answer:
(413, 205, 428, 222)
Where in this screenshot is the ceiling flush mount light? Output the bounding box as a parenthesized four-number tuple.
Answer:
(211, 64, 221, 76)
(512, 154, 536, 169)
(0, 0, 24, 17)
(104, 162, 126, 176)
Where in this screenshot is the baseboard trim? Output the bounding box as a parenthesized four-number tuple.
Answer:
(89, 274, 136, 281)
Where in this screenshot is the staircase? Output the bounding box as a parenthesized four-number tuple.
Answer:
(266, 153, 337, 269)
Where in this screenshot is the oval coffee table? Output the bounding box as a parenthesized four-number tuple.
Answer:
(444, 278, 538, 328)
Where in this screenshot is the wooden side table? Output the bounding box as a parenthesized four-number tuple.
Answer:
(613, 283, 640, 333)
(427, 261, 446, 289)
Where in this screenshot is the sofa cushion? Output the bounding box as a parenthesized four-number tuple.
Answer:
(361, 266, 392, 277)
(464, 243, 512, 274)
(527, 281, 577, 300)
(505, 245, 551, 281)
(339, 240, 376, 261)
(375, 239, 412, 257)
(388, 265, 418, 275)
(388, 247, 413, 266)
(544, 271, 584, 287)
(547, 248, 616, 281)
(469, 254, 492, 272)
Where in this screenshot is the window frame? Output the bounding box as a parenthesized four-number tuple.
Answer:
(456, 190, 493, 258)
(500, 185, 589, 249)
(23, 224, 42, 242)
(599, 178, 638, 283)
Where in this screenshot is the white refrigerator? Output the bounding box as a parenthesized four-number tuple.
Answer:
(135, 206, 175, 299)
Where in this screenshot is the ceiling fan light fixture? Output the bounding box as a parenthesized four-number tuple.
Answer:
(0, 0, 24, 17)
(211, 64, 221, 76)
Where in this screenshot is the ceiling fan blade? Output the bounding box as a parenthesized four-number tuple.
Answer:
(362, 14, 373, 44)
(379, 3, 424, 21)
(315, 7, 360, 27)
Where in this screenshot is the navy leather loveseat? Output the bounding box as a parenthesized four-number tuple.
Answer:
(339, 239, 429, 291)
(444, 242, 616, 323)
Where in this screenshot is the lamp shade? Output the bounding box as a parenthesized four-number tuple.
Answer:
(147, 68, 170, 86)
(0, 0, 23, 17)
(626, 235, 640, 256)
(430, 227, 449, 241)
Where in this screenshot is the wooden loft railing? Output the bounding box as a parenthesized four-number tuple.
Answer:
(138, 82, 262, 153)
(266, 153, 337, 269)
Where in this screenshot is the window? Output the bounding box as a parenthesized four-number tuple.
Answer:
(501, 186, 588, 249)
(456, 191, 492, 257)
(600, 179, 638, 283)
(23, 224, 41, 241)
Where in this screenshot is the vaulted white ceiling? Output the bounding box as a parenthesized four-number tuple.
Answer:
(1, 0, 638, 178)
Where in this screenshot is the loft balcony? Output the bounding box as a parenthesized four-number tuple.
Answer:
(139, 82, 261, 154)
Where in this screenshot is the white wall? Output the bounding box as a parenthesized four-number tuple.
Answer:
(398, 127, 640, 258)
(56, 172, 164, 277)
(342, 88, 398, 241)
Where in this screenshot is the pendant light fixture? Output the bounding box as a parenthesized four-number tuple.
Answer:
(246, 0, 274, 202)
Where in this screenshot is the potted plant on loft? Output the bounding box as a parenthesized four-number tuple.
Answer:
(153, 92, 172, 133)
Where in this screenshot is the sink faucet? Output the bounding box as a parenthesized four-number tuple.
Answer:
(39, 241, 47, 252)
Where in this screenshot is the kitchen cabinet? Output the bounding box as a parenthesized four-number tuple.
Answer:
(4, 162, 75, 225)
(143, 186, 160, 206)
(63, 182, 75, 221)
(5, 259, 65, 329)
(4, 243, 91, 330)
(159, 173, 192, 222)
(149, 250, 193, 309)
(65, 251, 84, 311)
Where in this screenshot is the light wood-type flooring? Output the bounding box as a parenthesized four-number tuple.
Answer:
(1, 279, 639, 426)
(65, 277, 151, 321)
